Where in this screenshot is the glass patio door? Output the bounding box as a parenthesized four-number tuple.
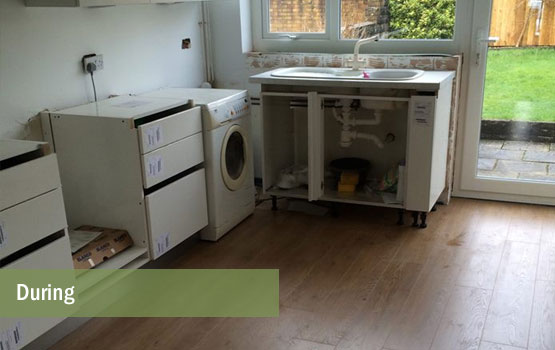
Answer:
(456, 0, 555, 205)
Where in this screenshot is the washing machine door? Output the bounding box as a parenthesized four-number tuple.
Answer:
(221, 124, 249, 191)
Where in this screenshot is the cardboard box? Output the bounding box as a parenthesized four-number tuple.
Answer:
(71, 226, 133, 269)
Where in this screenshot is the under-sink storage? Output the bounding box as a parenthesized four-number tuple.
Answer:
(255, 78, 454, 215)
(145, 168, 208, 259)
(320, 95, 409, 207)
(261, 92, 323, 200)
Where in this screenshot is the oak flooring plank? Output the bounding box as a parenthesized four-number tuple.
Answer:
(478, 341, 526, 350)
(457, 248, 504, 290)
(507, 205, 543, 244)
(537, 243, 555, 282)
(383, 247, 464, 350)
(335, 261, 423, 350)
(528, 280, 555, 350)
(482, 241, 539, 348)
(430, 286, 491, 350)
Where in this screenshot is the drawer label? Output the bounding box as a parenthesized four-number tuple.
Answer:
(147, 155, 163, 177)
(0, 221, 6, 250)
(145, 125, 164, 150)
(413, 101, 433, 126)
(0, 321, 23, 350)
(155, 232, 170, 258)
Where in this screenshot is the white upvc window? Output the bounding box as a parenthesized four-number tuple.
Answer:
(252, 0, 472, 55)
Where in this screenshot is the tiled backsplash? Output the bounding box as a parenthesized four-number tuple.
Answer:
(246, 52, 462, 203)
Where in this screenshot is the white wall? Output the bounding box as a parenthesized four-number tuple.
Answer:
(208, 0, 250, 89)
(0, 0, 205, 139)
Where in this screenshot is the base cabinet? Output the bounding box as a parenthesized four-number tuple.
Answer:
(260, 84, 453, 213)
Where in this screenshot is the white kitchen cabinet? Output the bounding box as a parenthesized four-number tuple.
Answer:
(43, 95, 208, 262)
(0, 139, 73, 349)
(253, 71, 454, 227)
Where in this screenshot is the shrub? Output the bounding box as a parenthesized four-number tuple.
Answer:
(389, 0, 456, 39)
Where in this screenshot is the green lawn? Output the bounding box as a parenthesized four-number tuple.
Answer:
(483, 48, 555, 122)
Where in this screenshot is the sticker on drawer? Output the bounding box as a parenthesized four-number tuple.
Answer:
(144, 125, 163, 150)
(155, 233, 170, 258)
(0, 321, 23, 350)
(0, 221, 6, 250)
(147, 155, 164, 177)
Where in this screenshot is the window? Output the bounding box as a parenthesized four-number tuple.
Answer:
(253, 0, 465, 53)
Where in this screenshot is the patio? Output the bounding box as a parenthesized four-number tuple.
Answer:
(478, 140, 555, 182)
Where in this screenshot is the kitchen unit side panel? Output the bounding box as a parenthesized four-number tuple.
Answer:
(405, 95, 436, 212)
(50, 115, 149, 249)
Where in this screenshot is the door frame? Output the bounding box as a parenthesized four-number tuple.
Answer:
(452, 0, 555, 206)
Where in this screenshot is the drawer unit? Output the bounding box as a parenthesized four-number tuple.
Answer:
(0, 139, 71, 349)
(140, 132, 204, 188)
(138, 107, 202, 154)
(145, 169, 208, 259)
(0, 154, 61, 211)
(47, 95, 209, 263)
(0, 188, 67, 260)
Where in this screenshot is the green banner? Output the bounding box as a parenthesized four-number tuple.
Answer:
(0, 269, 279, 317)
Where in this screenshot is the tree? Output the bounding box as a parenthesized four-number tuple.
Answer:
(389, 0, 456, 39)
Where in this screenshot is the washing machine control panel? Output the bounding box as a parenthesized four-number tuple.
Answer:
(204, 93, 250, 129)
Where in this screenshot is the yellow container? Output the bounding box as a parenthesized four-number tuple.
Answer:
(338, 183, 356, 193)
(340, 171, 359, 185)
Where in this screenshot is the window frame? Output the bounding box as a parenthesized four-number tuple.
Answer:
(252, 0, 472, 55)
(262, 0, 332, 40)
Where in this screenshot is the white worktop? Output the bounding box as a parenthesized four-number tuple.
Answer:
(250, 69, 455, 91)
(52, 95, 187, 120)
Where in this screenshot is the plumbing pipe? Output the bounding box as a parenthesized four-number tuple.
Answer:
(340, 130, 384, 149)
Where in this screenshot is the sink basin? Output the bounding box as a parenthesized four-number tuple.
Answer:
(270, 67, 424, 81)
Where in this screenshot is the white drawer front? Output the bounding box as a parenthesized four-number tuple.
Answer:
(0, 188, 67, 260)
(140, 132, 204, 189)
(0, 154, 61, 211)
(138, 107, 202, 154)
(145, 169, 208, 259)
(2, 236, 73, 348)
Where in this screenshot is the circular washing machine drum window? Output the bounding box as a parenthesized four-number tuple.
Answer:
(221, 124, 249, 191)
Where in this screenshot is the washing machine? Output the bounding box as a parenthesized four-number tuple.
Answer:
(141, 88, 255, 241)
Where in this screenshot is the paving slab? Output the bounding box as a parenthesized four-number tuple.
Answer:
(502, 141, 550, 152)
(496, 160, 548, 174)
(518, 173, 555, 182)
(480, 140, 504, 149)
(478, 158, 497, 171)
(477, 169, 519, 179)
(523, 151, 555, 163)
(478, 148, 524, 161)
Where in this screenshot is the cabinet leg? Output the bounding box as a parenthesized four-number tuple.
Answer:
(271, 196, 278, 211)
(331, 202, 339, 217)
(419, 212, 428, 229)
(411, 212, 419, 227)
(397, 209, 405, 225)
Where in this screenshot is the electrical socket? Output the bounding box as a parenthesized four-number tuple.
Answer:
(82, 54, 104, 73)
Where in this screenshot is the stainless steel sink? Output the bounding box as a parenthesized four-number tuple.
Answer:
(270, 67, 424, 81)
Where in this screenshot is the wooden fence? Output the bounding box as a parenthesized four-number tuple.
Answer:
(490, 0, 555, 47)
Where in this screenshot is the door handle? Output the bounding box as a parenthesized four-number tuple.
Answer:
(475, 30, 499, 65)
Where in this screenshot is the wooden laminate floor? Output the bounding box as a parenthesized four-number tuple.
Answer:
(52, 198, 555, 350)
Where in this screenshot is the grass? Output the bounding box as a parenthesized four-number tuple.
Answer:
(483, 47, 555, 122)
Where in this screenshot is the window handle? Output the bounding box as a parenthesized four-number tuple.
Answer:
(280, 34, 299, 40)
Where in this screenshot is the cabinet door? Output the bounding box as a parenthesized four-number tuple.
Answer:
(308, 92, 324, 201)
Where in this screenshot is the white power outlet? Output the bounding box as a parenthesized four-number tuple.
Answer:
(82, 54, 104, 73)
